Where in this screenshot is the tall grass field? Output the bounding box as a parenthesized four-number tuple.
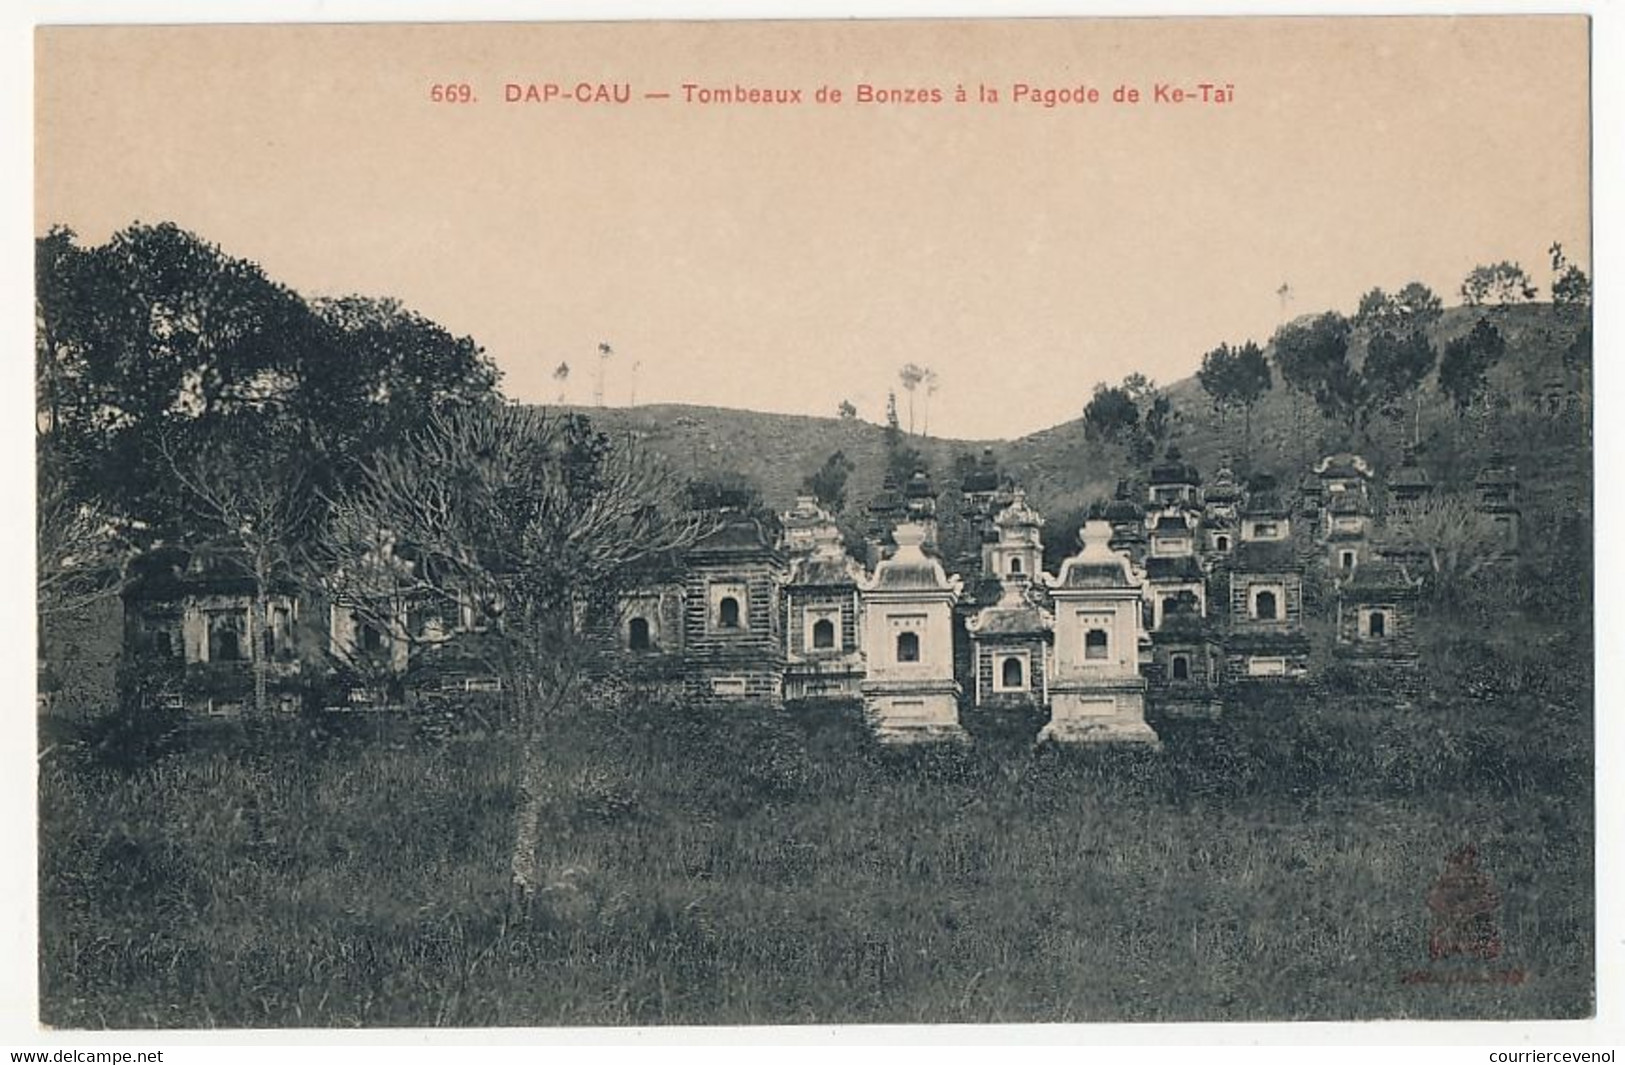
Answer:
(38, 659, 1591, 1028)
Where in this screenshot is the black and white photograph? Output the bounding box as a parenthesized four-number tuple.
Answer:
(18, 5, 1616, 1043)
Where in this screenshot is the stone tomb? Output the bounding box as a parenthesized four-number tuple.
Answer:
(1039, 520, 1159, 746)
(857, 522, 966, 743)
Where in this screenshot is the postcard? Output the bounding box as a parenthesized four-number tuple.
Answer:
(24, 9, 1607, 1043)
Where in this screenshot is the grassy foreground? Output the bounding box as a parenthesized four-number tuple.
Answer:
(39, 682, 1592, 1028)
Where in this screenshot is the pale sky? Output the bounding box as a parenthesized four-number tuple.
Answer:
(35, 17, 1590, 440)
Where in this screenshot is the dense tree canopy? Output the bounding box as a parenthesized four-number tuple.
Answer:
(1272, 312, 1368, 435)
(1548, 244, 1592, 309)
(1460, 261, 1537, 307)
(36, 223, 502, 534)
(1197, 340, 1272, 462)
(1363, 328, 1438, 427)
(803, 450, 855, 513)
(1438, 318, 1507, 413)
(1353, 283, 1444, 336)
(1083, 383, 1140, 443)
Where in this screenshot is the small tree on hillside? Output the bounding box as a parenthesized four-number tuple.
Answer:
(898, 363, 926, 434)
(1228, 342, 1272, 462)
(1438, 318, 1506, 415)
(1272, 311, 1369, 439)
(1460, 262, 1538, 307)
(880, 388, 926, 487)
(1549, 243, 1592, 310)
(1083, 383, 1140, 443)
(594, 341, 613, 407)
(803, 450, 856, 513)
(1365, 328, 1438, 447)
(1197, 341, 1272, 463)
(837, 399, 857, 420)
(1197, 345, 1235, 426)
(1354, 283, 1444, 337)
(1133, 391, 1176, 465)
(1396, 281, 1445, 326)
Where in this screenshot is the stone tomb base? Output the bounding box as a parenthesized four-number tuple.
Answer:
(861, 682, 967, 745)
(1039, 686, 1160, 746)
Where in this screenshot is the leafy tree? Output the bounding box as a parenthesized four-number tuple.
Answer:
(803, 450, 856, 513)
(687, 470, 783, 542)
(1083, 383, 1140, 443)
(1227, 342, 1272, 459)
(1353, 287, 1389, 330)
(1460, 261, 1538, 306)
(1042, 504, 1092, 575)
(1549, 243, 1592, 309)
(1132, 392, 1175, 465)
(323, 405, 711, 905)
(1197, 340, 1272, 461)
(1119, 372, 1160, 410)
(35, 223, 501, 533)
(1364, 328, 1438, 446)
(884, 438, 928, 490)
(898, 363, 926, 434)
(881, 388, 926, 486)
(837, 399, 857, 420)
(1438, 318, 1506, 414)
(930, 469, 979, 571)
(1395, 282, 1446, 326)
(36, 223, 320, 523)
(1114, 374, 1177, 461)
(1552, 267, 1592, 308)
(1354, 283, 1443, 335)
(308, 295, 501, 467)
(1272, 311, 1368, 436)
(1196, 345, 1235, 423)
(1142, 392, 1173, 442)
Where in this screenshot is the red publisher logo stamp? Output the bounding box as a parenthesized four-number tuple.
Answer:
(1402, 844, 1527, 986)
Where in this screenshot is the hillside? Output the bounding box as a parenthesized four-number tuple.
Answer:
(1166, 303, 1590, 491)
(557, 302, 1591, 526)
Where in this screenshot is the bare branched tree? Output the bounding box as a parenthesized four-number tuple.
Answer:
(320, 404, 715, 905)
(159, 426, 317, 712)
(1394, 492, 1507, 604)
(36, 469, 132, 621)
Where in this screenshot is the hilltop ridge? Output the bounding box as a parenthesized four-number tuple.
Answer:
(552, 303, 1589, 522)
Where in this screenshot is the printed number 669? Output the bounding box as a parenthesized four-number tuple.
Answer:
(430, 84, 476, 103)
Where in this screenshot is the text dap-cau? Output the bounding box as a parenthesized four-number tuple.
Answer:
(503, 82, 632, 104)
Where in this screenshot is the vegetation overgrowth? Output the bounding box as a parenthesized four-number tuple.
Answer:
(41, 626, 1590, 1026)
(35, 223, 1593, 1027)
